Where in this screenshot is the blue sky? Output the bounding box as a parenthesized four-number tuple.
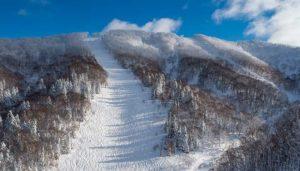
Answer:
(1, 0, 251, 40)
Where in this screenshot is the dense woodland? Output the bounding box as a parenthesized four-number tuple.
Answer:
(0, 34, 107, 170)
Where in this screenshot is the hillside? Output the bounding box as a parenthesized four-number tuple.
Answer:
(0, 34, 107, 170)
(0, 30, 299, 170)
(101, 30, 300, 170)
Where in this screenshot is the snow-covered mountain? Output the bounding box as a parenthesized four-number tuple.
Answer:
(101, 30, 300, 170)
(239, 40, 300, 77)
(103, 30, 296, 85)
(0, 30, 299, 170)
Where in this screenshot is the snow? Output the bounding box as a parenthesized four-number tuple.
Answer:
(239, 41, 300, 77)
(176, 37, 211, 59)
(55, 40, 234, 171)
(103, 30, 161, 59)
(102, 30, 212, 60)
(195, 34, 253, 58)
(192, 34, 280, 84)
(103, 30, 280, 89)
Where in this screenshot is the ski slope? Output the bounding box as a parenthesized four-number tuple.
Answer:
(56, 40, 232, 171)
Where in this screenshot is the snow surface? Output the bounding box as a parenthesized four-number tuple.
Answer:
(55, 40, 234, 171)
(239, 41, 300, 77)
(193, 34, 268, 66)
(103, 30, 280, 88)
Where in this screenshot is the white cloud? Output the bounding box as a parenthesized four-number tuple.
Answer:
(18, 9, 28, 16)
(142, 18, 182, 33)
(213, 0, 300, 47)
(103, 18, 182, 33)
(103, 19, 140, 31)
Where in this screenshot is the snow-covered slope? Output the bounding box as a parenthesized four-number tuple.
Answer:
(239, 40, 300, 77)
(103, 30, 210, 60)
(57, 40, 168, 170)
(99, 30, 299, 171)
(57, 40, 235, 170)
(1, 30, 298, 170)
(103, 30, 291, 88)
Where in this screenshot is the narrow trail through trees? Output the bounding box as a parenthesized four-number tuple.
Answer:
(57, 41, 171, 170)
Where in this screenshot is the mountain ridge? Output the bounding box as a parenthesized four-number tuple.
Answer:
(0, 30, 299, 170)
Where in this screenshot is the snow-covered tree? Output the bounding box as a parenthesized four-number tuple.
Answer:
(154, 74, 165, 97)
(35, 78, 47, 93)
(1, 87, 20, 107)
(65, 106, 72, 121)
(19, 101, 30, 111)
(29, 119, 38, 136)
(50, 79, 72, 96)
(177, 126, 190, 153)
(60, 134, 70, 154)
(180, 86, 192, 103)
(4, 111, 21, 133)
(0, 141, 11, 169)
